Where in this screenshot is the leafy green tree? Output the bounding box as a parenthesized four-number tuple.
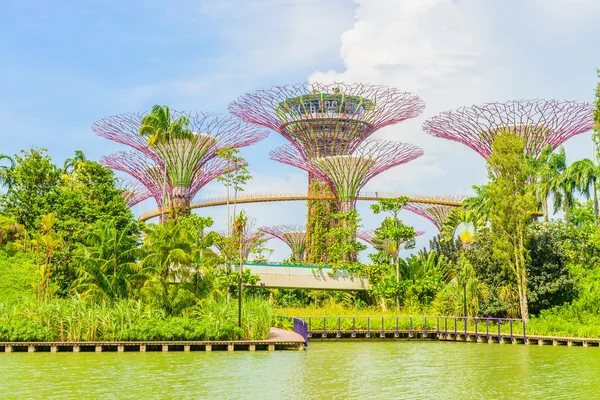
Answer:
(73, 220, 143, 301)
(371, 197, 414, 307)
(178, 215, 220, 297)
(0, 148, 60, 230)
(487, 131, 536, 320)
(326, 210, 366, 263)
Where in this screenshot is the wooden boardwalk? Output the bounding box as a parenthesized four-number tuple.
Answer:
(0, 328, 306, 353)
(307, 329, 600, 347)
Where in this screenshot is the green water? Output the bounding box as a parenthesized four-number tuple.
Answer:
(1, 342, 599, 399)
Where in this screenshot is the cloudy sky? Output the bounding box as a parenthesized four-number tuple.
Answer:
(1, 0, 599, 261)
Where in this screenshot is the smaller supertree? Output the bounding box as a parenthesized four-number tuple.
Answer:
(258, 225, 306, 262)
(214, 231, 272, 260)
(102, 151, 238, 214)
(404, 200, 464, 231)
(271, 139, 424, 213)
(357, 229, 424, 246)
(102, 151, 167, 211)
(116, 178, 150, 207)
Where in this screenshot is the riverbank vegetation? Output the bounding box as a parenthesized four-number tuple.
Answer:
(0, 148, 271, 341)
(1, 76, 600, 341)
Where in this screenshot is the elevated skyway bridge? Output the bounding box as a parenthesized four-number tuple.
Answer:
(138, 191, 467, 222)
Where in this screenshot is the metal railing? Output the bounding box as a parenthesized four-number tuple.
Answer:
(138, 191, 467, 221)
(293, 317, 309, 347)
(296, 316, 527, 343)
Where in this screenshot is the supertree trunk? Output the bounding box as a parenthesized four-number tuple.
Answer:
(305, 173, 337, 263)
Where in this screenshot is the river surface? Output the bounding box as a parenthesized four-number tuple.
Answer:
(1, 341, 598, 399)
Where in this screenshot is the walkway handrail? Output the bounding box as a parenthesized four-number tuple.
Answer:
(138, 191, 467, 221)
(293, 315, 527, 342)
(293, 317, 309, 347)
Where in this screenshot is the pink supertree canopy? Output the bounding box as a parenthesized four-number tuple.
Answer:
(103, 151, 167, 209)
(258, 225, 306, 261)
(423, 99, 594, 159)
(116, 178, 151, 207)
(94, 110, 268, 213)
(404, 199, 466, 231)
(229, 82, 425, 157)
(102, 151, 237, 211)
(357, 229, 425, 246)
(93, 111, 268, 164)
(271, 139, 424, 212)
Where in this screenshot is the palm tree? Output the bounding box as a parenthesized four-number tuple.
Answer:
(463, 185, 491, 224)
(138, 105, 192, 221)
(530, 145, 567, 222)
(63, 150, 87, 174)
(73, 221, 143, 300)
(0, 154, 15, 190)
(141, 221, 192, 301)
(567, 158, 600, 222)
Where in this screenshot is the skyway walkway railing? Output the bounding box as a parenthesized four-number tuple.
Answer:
(138, 191, 467, 221)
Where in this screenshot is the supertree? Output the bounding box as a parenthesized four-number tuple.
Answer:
(404, 200, 465, 231)
(230, 82, 425, 157)
(357, 229, 424, 246)
(214, 231, 271, 260)
(93, 111, 268, 216)
(258, 225, 306, 262)
(271, 139, 424, 213)
(116, 178, 151, 207)
(102, 150, 235, 215)
(231, 83, 424, 262)
(423, 99, 594, 159)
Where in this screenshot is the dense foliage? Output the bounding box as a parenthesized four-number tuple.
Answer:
(0, 148, 272, 341)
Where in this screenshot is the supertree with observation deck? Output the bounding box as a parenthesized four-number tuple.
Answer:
(423, 99, 593, 160)
(94, 111, 268, 218)
(258, 225, 307, 262)
(230, 83, 425, 261)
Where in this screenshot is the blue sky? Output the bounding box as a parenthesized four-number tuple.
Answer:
(1, 0, 599, 261)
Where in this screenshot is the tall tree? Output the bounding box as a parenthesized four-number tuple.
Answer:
(216, 148, 251, 234)
(487, 131, 536, 320)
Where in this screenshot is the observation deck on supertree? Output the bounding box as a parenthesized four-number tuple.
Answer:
(94, 111, 268, 216)
(229, 82, 425, 158)
(423, 99, 594, 159)
(271, 139, 424, 213)
(258, 225, 307, 262)
(403, 198, 467, 231)
(357, 229, 425, 246)
(116, 178, 151, 208)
